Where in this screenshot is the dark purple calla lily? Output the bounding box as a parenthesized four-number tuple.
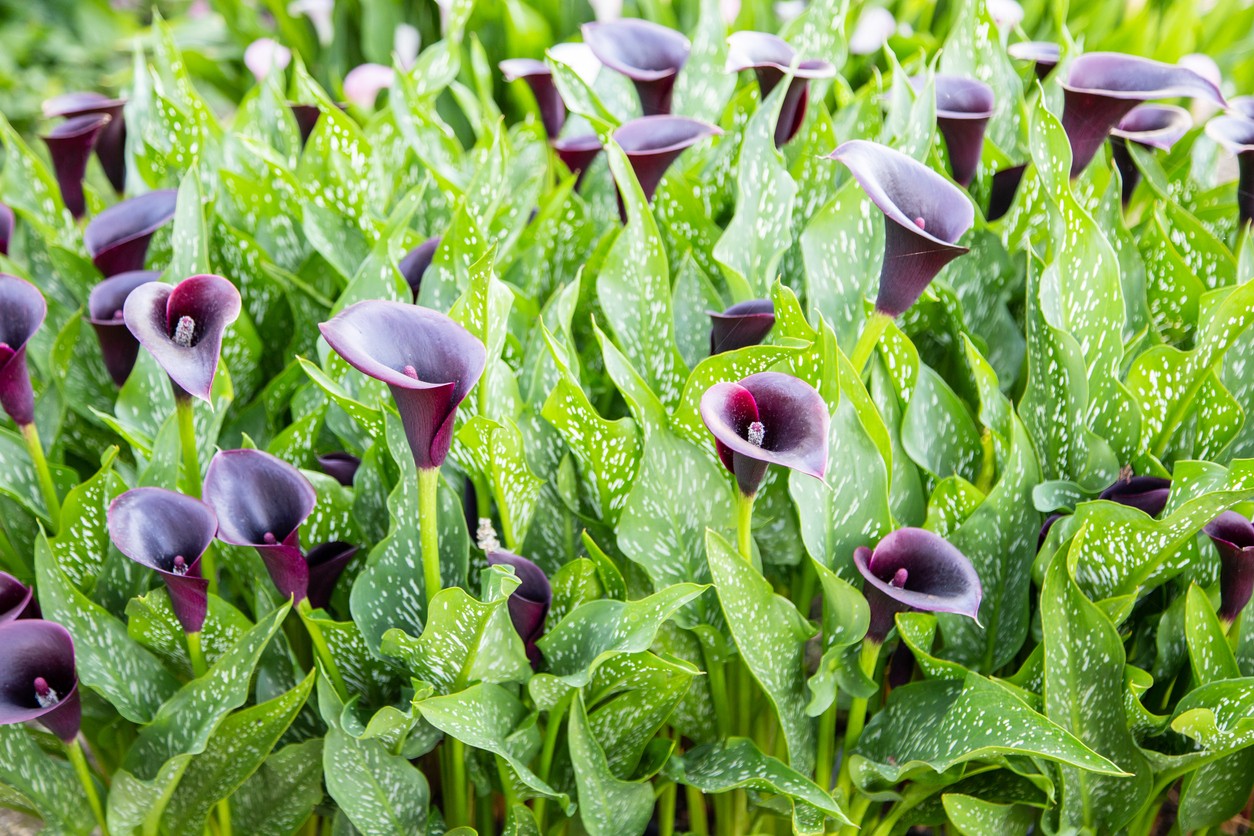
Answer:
(725, 32, 835, 147)
(1061, 53, 1224, 177)
(828, 140, 974, 317)
(305, 541, 359, 611)
(583, 20, 690, 116)
(853, 527, 983, 643)
(1007, 41, 1060, 80)
(1205, 512, 1254, 623)
(0, 573, 38, 623)
(107, 488, 216, 634)
(83, 189, 177, 277)
(500, 59, 566, 139)
(0, 274, 46, 427)
(203, 448, 318, 603)
(700, 371, 828, 497)
(0, 620, 80, 742)
(1110, 104, 1191, 203)
(289, 104, 322, 145)
(1098, 474, 1171, 517)
(316, 452, 361, 487)
(709, 299, 775, 354)
(614, 116, 721, 208)
(1206, 116, 1254, 226)
(487, 550, 551, 668)
(87, 270, 160, 387)
(42, 114, 109, 219)
(319, 301, 487, 471)
(123, 273, 241, 403)
(917, 75, 995, 187)
(987, 164, 1026, 221)
(399, 236, 440, 302)
(553, 134, 603, 182)
(0, 202, 13, 256)
(43, 92, 127, 193)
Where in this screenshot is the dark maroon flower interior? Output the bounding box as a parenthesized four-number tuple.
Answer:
(709, 298, 775, 354)
(83, 190, 178, 276)
(0, 620, 80, 740)
(203, 449, 317, 547)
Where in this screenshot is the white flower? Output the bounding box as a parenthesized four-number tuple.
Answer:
(244, 38, 292, 83)
(849, 7, 895, 55)
(343, 63, 395, 109)
(394, 23, 421, 71)
(548, 42, 601, 86)
(289, 0, 335, 46)
(588, 0, 622, 22)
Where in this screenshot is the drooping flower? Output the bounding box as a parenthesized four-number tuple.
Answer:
(82, 189, 177, 276)
(107, 488, 216, 634)
(1204, 512, 1254, 623)
(244, 38, 292, 83)
(853, 528, 983, 643)
(500, 59, 567, 139)
(1060, 53, 1223, 177)
(316, 451, 361, 486)
(43, 92, 127, 193)
(343, 64, 395, 109)
(0, 274, 46, 427)
(1098, 474, 1171, 517)
(123, 273, 241, 403)
(699, 371, 828, 497)
(827, 140, 974, 317)
(0, 202, 12, 256)
(0, 620, 80, 741)
(614, 116, 722, 206)
(398, 236, 440, 302)
(319, 301, 487, 471)
(87, 270, 160, 387)
(849, 6, 895, 55)
(582, 20, 690, 116)
(1007, 41, 1060, 80)
(0, 573, 38, 622)
(1206, 115, 1254, 226)
(725, 32, 835, 147)
(920, 75, 996, 187)
(553, 134, 603, 182)
(708, 299, 775, 354)
(487, 550, 551, 667)
(203, 448, 318, 603)
(42, 114, 109, 219)
(305, 541, 359, 610)
(1109, 104, 1191, 203)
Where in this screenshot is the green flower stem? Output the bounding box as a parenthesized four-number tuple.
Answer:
(533, 691, 573, 830)
(297, 598, 349, 701)
(735, 492, 756, 563)
(418, 466, 442, 607)
(814, 686, 840, 790)
(848, 311, 893, 375)
(657, 778, 677, 836)
(66, 737, 108, 836)
(186, 631, 208, 678)
(495, 754, 518, 808)
(475, 782, 493, 836)
(685, 784, 709, 835)
(174, 395, 201, 497)
(20, 422, 60, 533)
(835, 639, 882, 805)
(217, 799, 233, 836)
(1226, 608, 1245, 656)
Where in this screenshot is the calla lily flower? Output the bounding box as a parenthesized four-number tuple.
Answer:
(316, 451, 361, 486)
(0, 573, 38, 622)
(853, 528, 983, 643)
(1007, 41, 1060, 80)
(399, 236, 440, 301)
(87, 270, 159, 387)
(1061, 53, 1224, 177)
(828, 140, 974, 317)
(614, 116, 722, 208)
(775, 0, 807, 24)
(343, 64, 395, 110)
(487, 550, 551, 667)
(124, 273, 241, 403)
(583, 20, 690, 116)
(500, 59, 566, 139)
(726, 32, 835, 147)
(1204, 512, 1254, 623)
(588, 0, 622, 22)
(699, 371, 828, 497)
(289, 0, 334, 45)
(107, 488, 216, 634)
(0, 202, 12, 256)
(42, 114, 109, 219)
(708, 299, 775, 354)
(83, 189, 177, 277)
(0, 274, 46, 427)
(244, 38, 292, 83)
(850, 7, 895, 55)
(1206, 116, 1254, 226)
(0, 620, 80, 741)
(305, 541, 359, 610)
(204, 448, 318, 603)
(919, 75, 995, 187)
(1110, 104, 1191, 203)
(319, 301, 487, 471)
(987, 0, 1024, 32)
(553, 134, 603, 181)
(43, 92, 127, 193)
(1098, 474, 1171, 517)
(395, 23, 421, 71)
(987, 163, 1026, 221)
(289, 104, 322, 145)
(1229, 98, 1254, 121)
(549, 42, 602, 86)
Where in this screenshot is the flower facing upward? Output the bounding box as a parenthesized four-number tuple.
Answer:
(500, 59, 567, 139)
(319, 301, 487, 471)
(399, 236, 440, 302)
(0, 620, 81, 742)
(924, 75, 996, 187)
(43, 91, 127, 192)
(708, 299, 775, 355)
(0, 274, 46, 427)
(42, 114, 109, 218)
(1109, 104, 1191, 203)
(582, 20, 690, 116)
(613, 116, 722, 207)
(83, 189, 177, 276)
(1007, 41, 1060, 79)
(107, 488, 217, 634)
(1206, 115, 1254, 227)
(487, 550, 552, 668)
(87, 270, 160, 387)
(725, 32, 835, 146)
(1205, 512, 1254, 623)
(700, 371, 828, 497)
(854, 527, 983, 643)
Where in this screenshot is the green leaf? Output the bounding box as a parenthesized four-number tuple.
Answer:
(801, 180, 882, 351)
(942, 793, 1037, 836)
(127, 589, 253, 679)
(568, 693, 655, 836)
(1185, 583, 1241, 684)
(0, 726, 93, 835)
(325, 726, 429, 836)
(228, 740, 325, 836)
(49, 446, 122, 591)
